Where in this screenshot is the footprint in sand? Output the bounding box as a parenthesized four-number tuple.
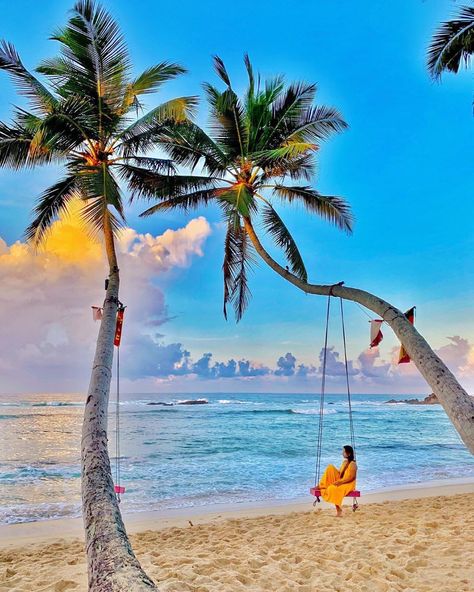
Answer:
(53, 580, 79, 592)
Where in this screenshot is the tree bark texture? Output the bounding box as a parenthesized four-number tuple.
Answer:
(81, 214, 158, 591)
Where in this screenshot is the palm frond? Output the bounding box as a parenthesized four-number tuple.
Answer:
(261, 204, 307, 280)
(118, 97, 198, 154)
(121, 62, 186, 112)
(216, 184, 256, 218)
(81, 197, 123, 238)
(78, 164, 125, 222)
(121, 156, 177, 175)
(157, 121, 229, 175)
(253, 142, 317, 169)
(140, 188, 217, 216)
(0, 119, 59, 168)
(222, 213, 255, 321)
(118, 163, 217, 201)
(261, 153, 315, 182)
(25, 175, 78, 244)
(40, 95, 99, 150)
(272, 185, 353, 233)
(50, 0, 130, 129)
(285, 105, 347, 143)
(0, 41, 58, 112)
(427, 5, 474, 79)
(244, 53, 255, 99)
(213, 55, 232, 86)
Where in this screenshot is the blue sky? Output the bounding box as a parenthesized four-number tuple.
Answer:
(0, 0, 472, 393)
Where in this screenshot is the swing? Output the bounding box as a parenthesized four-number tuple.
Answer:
(310, 289, 360, 511)
(114, 305, 126, 500)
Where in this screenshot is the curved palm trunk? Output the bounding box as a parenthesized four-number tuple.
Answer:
(243, 218, 474, 454)
(81, 214, 158, 591)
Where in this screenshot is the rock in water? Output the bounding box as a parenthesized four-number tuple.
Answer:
(385, 394, 440, 405)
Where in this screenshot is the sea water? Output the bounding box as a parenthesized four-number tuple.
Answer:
(0, 392, 473, 524)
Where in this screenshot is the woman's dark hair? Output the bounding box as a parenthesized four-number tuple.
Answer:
(340, 445, 355, 478)
(343, 445, 355, 463)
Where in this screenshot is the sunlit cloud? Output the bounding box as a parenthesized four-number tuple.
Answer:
(0, 202, 211, 392)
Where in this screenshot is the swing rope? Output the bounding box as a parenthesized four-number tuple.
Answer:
(339, 297, 356, 459)
(314, 293, 331, 486)
(115, 343, 122, 502)
(314, 292, 357, 487)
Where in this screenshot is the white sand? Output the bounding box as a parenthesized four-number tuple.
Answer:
(1, 479, 473, 591)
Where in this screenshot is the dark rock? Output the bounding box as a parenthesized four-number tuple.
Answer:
(146, 402, 174, 406)
(177, 399, 209, 405)
(385, 394, 440, 405)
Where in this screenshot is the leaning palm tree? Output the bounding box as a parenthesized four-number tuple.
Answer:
(427, 4, 474, 79)
(138, 56, 474, 455)
(0, 1, 197, 588)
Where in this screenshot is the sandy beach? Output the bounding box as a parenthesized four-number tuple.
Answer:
(1, 480, 473, 591)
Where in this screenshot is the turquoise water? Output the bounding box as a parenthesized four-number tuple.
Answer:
(0, 392, 473, 524)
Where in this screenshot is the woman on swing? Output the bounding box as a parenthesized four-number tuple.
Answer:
(318, 445, 357, 517)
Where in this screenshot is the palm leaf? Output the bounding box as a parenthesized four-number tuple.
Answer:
(427, 5, 474, 79)
(0, 41, 58, 113)
(122, 156, 176, 175)
(285, 105, 347, 143)
(261, 153, 315, 182)
(121, 62, 187, 113)
(25, 175, 78, 244)
(222, 214, 255, 321)
(51, 0, 130, 131)
(118, 164, 217, 201)
(253, 142, 317, 170)
(272, 185, 353, 232)
(216, 184, 256, 218)
(81, 197, 123, 238)
(117, 97, 198, 154)
(157, 121, 229, 175)
(78, 164, 125, 223)
(261, 204, 307, 281)
(140, 188, 217, 216)
(0, 119, 64, 168)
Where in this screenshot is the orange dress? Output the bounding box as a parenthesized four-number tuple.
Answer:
(318, 460, 357, 506)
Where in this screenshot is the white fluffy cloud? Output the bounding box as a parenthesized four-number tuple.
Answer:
(0, 203, 211, 392)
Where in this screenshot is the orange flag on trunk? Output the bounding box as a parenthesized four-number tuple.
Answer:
(398, 307, 415, 364)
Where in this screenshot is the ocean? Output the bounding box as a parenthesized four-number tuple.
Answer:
(0, 392, 473, 525)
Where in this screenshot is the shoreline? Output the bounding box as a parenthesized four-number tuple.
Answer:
(1, 477, 473, 549)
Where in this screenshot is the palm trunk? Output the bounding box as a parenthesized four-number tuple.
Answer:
(243, 218, 474, 455)
(81, 213, 158, 591)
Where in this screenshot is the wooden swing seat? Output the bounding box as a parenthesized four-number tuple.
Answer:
(310, 487, 360, 498)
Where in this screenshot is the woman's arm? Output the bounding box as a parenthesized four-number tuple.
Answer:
(334, 462, 357, 485)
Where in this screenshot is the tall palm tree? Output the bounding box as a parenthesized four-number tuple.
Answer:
(427, 4, 474, 79)
(0, 1, 197, 588)
(138, 55, 352, 320)
(140, 57, 474, 455)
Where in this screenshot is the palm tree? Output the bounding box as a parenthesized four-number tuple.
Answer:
(427, 4, 474, 79)
(0, 1, 197, 588)
(140, 56, 474, 455)
(138, 55, 352, 320)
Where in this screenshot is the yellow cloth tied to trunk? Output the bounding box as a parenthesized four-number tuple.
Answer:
(319, 460, 357, 506)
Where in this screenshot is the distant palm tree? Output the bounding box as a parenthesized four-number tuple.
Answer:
(0, 1, 195, 588)
(427, 4, 474, 79)
(139, 55, 352, 320)
(140, 57, 474, 456)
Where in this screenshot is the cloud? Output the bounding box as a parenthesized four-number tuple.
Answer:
(320, 347, 358, 377)
(275, 352, 297, 376)
(125, 336, 474, 396)
(357, 348, 392, 380)
(0, 201, 211, 392)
